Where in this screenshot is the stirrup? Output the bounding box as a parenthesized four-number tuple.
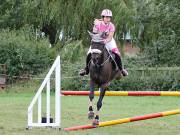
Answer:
(79, 69, 87, 76)
(121, 69, 128, 76)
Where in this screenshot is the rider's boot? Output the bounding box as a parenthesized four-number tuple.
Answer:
(79, 54, 91, 76)
(114, 53, 128, 76)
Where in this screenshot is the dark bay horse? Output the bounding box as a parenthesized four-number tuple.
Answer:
(87, 32, 122, 126)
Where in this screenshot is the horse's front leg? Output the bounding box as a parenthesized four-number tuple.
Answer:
(93, 87, 106, 126)
(88, 80, 95, 119)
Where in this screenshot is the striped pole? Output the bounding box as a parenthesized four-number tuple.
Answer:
(64, 109, 180, 131)
(61, 91, 180, 96)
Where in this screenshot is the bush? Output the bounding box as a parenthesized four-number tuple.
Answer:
(109, 68, 180, 91)
(61, 67, 180, 91)
(58, 40, 180, 91)
(0, 29, 56, 77)
(60, 40, 85, 62)
(60, 53, 180, 91)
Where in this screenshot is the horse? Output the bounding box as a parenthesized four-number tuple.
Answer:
(87, 31, 122, 126)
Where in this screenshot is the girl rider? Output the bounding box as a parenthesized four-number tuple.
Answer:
(79, 9, 128, 77)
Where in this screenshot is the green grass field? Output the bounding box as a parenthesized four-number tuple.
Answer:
(0, 87, 180, 135)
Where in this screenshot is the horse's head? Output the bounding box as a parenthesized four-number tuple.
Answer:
(88, 31, 106, 65)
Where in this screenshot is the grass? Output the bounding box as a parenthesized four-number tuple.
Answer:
(0, 86, 180, 135)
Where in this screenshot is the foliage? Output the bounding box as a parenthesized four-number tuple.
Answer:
(131, 0, 180, 65)
(109, 68, 180, 91)
(0, 29, 56, 77)
(0, 0, 135, 43)
(60, 46, 180, 91)
(0, 0, 179, 89)
(0, 0, 179, 66)
(61, 65, 180, 91)
(60, 40, 85, 63)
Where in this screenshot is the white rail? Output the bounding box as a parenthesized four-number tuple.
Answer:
(27, 55, 61, 129)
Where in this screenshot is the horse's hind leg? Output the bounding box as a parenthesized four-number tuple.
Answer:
(88, 80, 95, 119)
(93, 87, 106, 126)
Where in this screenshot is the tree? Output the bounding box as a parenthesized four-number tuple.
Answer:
(0, 0, 179, 66)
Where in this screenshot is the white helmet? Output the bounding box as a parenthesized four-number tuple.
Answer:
(101, 9, 112, 17)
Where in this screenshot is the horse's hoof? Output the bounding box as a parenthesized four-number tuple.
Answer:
(88, 111, 94, 119)
(121, 69, 128, 76)
(92, 119, 99, 127)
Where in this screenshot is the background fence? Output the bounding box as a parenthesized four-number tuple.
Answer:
(1, 67, 179, 91)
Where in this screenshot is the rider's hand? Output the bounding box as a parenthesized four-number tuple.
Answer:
(101, 31, 109, 38)
(101, 39, 107, 44)
(94, 19, 102, 25)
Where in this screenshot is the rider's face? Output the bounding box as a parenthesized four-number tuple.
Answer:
(103, 16, 111, 24)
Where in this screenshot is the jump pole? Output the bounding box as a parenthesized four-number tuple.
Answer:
(61, 91, 180, 96)
(64, 109, 180, 131)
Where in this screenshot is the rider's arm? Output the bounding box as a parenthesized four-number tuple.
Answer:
(104, 31, 114, 43)
(93, 26, 98, 33)
(104, 23, 115, 43)
(93, 19, 102, 33)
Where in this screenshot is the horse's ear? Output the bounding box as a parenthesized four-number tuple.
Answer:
(88, 31, 94, 37)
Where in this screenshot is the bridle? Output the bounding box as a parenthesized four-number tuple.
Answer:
(90, 44, 111, 67)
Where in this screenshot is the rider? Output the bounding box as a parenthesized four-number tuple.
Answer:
(79, 9, 128, 76)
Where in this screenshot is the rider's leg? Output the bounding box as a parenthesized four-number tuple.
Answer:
(79, 52, 91, 76)
(106, 38, 128, 76)
(113, 52, 128, 76)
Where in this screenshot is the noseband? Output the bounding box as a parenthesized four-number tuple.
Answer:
(90, 45, 110, 67)
(90, 49, 102, 54)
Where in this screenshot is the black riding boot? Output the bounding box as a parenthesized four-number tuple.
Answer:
(79, 54, 91, 76)
(114, 54, 128, 76)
